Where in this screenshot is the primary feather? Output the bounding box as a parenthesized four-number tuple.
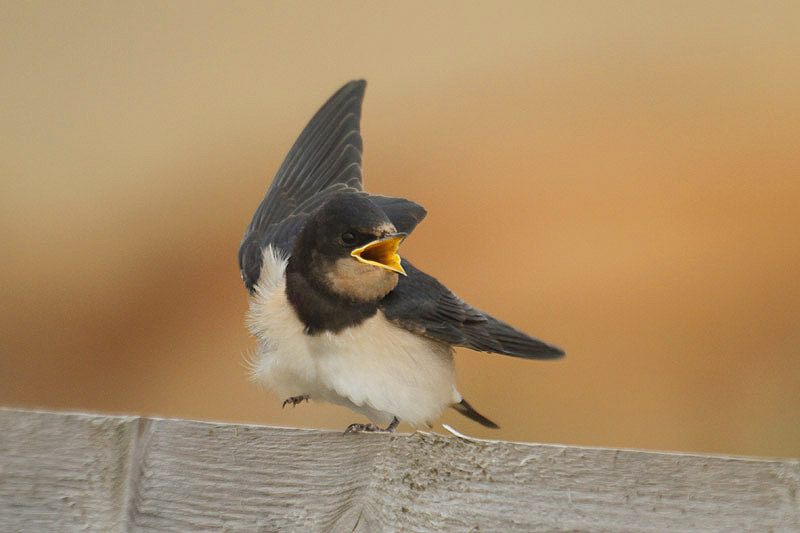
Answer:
(381, 263, 564, 359)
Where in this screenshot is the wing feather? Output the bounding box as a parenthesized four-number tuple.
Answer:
(238, 81, 366, 291)
(381, 262, 564, 359)
(238, 81, 428, 292)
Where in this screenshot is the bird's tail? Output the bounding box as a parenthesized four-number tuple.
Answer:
(451, 398, 499, 429)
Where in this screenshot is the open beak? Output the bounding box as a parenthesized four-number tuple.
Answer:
(350, 233, 407, 275)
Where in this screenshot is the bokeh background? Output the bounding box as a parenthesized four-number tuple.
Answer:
(2, 2, 799, 458)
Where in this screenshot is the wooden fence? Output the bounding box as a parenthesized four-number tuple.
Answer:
(1, 408, 798, 531)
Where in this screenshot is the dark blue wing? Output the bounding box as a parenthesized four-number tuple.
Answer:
(238, 80, 427, 293)
(381, 262, 565, 359)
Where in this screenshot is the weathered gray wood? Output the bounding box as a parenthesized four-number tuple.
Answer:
(1, 409, 798, 532)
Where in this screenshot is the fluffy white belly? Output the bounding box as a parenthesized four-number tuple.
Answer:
(247, 246, 460, 426)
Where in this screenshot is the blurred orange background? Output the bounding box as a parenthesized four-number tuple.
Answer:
(2, 3, 799, 458)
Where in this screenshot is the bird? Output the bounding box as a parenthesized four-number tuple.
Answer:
(238, 80, 564, 433)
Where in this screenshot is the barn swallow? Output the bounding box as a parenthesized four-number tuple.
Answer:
(239, 80, 563, 433)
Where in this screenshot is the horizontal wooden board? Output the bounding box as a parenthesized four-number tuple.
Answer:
(1, 409, 798, 532)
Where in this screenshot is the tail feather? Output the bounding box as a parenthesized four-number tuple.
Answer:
(451, 398, 499, 429)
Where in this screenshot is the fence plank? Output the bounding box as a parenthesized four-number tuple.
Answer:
(1, 408, 798, 532)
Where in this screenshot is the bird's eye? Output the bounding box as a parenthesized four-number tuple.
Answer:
(341, 232, 357, 245)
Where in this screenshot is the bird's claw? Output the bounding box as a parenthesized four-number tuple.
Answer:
(282, 395, 310, 408)
(344, 423, 380, 434)
(343, 417, 399, 434)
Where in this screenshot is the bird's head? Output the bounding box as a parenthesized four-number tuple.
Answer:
(288, 192, 407, 303)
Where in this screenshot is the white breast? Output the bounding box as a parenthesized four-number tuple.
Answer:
(246, 246, 461, 427)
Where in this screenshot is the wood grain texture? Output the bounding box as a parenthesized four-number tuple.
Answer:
(1, 408, 798, 532)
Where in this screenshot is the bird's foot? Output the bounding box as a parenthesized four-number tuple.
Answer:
(282, 394, 310, 408)
(344, 417, 399, 435)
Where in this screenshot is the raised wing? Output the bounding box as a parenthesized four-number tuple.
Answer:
(239, 80, 366, 292)
(381, 262, 565, 359)
(238, 80, 427, 293)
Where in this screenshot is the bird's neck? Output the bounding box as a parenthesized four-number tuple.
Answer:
(285, 264, 379, 335)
